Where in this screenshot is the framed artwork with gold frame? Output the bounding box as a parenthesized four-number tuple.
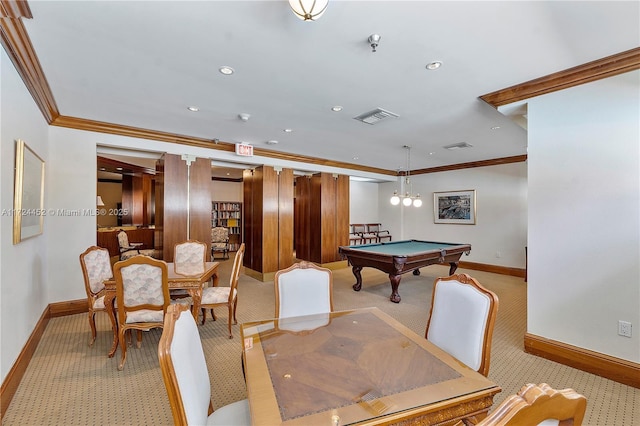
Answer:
(13, 139, 45, 244)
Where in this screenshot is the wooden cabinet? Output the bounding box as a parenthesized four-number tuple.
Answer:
(212, 201, 243, 251)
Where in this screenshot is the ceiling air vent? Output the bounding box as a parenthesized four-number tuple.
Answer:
(443, 142, 474, 150)
(353, 108, 399, 125)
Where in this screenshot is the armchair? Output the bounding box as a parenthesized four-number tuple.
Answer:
(117, 230, 159, 261)
(211, 227, 230, 260)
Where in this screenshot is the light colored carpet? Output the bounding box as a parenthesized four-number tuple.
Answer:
(3, 260, 638, 425)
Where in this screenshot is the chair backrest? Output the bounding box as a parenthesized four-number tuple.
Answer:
(228, 243, 246, 299)
(425, 273, 498, 376)
(367, 223, 381, 233)
(158, 303, 212, 426)
(173, 240, 207, 275)
(79, 246, 112, 296)
(211, 227, 229, 243)
(274, 261, 333, 318)
(114, 256, 169, 325)
(478, 383, 587, 426)
(352, 224, 366, 234)
(117, 231, 131, 252)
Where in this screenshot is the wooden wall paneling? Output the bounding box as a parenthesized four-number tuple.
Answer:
(142, 173, 153, 227)
(262, 166, 280, 274)
(188, 157, 212, 259)
(243, 169, 256, 270)
(161, 154, 188, 262)
(335, 174, 350, 255)
(154, 158, 165, 254)
(320, 173, 337, 264)
(277, 168, 294, 270)
(131, 175, 144, 225)
(121, 175, 133, 225)
(294, 176, 311, 261)
(309, 173, 323, 263)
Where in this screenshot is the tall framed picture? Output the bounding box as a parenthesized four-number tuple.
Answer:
(433, 190, 476, 225)
(13, 139, 45, 244)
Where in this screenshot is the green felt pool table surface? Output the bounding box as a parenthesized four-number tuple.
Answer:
(347, 240, 466, 256)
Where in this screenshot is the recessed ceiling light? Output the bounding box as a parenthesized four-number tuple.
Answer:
(266, 140, 279, 145)
(283, 128, 293, 133)
(353, 156, 359, 160)
(491, 126, 501, 130)
(426, 61, 442, 70)
(187, 106, 199, 112)
(219, 66, 234, 75)
(331, 106, 343, 112)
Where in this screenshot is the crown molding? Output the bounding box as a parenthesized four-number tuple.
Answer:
(480, 47, 640, 107)
(0, 0, 58, 123)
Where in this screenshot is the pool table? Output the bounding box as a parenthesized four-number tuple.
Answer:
(338, 239, 471, 303)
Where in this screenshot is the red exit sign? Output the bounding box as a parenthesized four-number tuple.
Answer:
(235, 143, 254, 157)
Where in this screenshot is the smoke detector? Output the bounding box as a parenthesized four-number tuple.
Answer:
(238, 113, 251, 122)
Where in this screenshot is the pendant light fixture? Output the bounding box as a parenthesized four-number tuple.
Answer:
(288, 0, 329, 21)
(390, 146, 422, 207)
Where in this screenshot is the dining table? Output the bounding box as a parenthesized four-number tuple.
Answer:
(103, 261, 219, 358)
(241, 307, 501, 425)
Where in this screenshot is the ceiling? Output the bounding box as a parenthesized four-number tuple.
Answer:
(13, 1, 640, 179)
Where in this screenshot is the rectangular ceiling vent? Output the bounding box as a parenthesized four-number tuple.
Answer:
(353, 108, 399, 125)
(443, 142, 474, 150)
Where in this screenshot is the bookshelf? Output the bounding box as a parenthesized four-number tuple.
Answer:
(212, 201, 242, 251)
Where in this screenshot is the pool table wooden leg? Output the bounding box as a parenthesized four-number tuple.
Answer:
(449, 262, 459, 275)
(388, 274, 402, 303)
(351, 266, 364, 291)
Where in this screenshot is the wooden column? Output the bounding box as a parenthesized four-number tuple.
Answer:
(243, 166, 294, 281)
(295, 172, 349, 264)
(155, 154, 211, 262)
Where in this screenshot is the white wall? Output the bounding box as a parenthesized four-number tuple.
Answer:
(378, 163, 528, 269)
(1, 49, 50, 380)
(349, 180, 380, 225)
(527, 70, 640, 362)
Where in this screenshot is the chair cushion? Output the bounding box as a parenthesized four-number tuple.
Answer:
(126, 309, 164, 323)
(201, 287, 233, 304)
(207, 399, 251, 426)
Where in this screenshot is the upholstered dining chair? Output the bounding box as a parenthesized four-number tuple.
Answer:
(171, 240, 208, 301)
(158, 303, 251, 426)
(79, 246, 113, 347)
(211, 227, 230, 260)
(366, 223, 392, 242)
(425, 273, 499, 377)
(477, 383, 587, 425)
(200, 243, 245, 337)
(274, 261, 334, 319)
(117, 230, 158, 261)
(113, 255, 170, 370)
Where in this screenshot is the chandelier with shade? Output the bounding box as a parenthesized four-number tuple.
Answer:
(390, 146, 422, 208)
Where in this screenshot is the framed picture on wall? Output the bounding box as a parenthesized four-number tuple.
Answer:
(13, 139, 45, 244)
(433, 190, 476, 225)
